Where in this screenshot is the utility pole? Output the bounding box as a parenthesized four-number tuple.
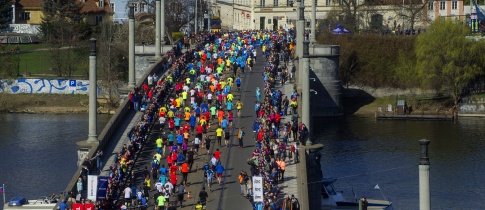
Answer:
(208, 0, 211, 31)
(195, 0, 198, 34)
(155, 0, 161, 59)
(161, 0, 165, 44)
(310, 0, 316, 43)
(402, 0, 404, 30)
(419, 139, 431, 210)
(87, 38, 98, 143)
(128, 5, 135, 88)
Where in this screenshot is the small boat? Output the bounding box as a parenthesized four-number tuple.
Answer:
(3, 196, 57, 210)
(321, 178, 392, 210)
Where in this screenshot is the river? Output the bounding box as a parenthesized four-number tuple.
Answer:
(1, 113, 483, 209)
(0, 113, 111, 209)
(315, 115, 485, 209)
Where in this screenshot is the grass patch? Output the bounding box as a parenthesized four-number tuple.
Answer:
(18, 50, 86, 76)
(18, 51, 51, 75)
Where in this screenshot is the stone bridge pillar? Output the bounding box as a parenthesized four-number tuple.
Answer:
(309, 45, 343, 117)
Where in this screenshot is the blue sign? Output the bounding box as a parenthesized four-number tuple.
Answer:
(69, 80, 76, 87)
(97, 176, 109, 201)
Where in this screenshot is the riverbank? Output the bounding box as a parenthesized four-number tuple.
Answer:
(0, 93, 453, 116)
(344, 96, 454, 116)
(0, 94, 117, 114)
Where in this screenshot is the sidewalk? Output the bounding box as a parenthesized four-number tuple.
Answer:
(274, 60, 300, 201)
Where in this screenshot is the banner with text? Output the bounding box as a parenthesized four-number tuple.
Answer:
(97, 176, 109, 200)
(252, 176, 263, 202)
(87, 175, 98, 201)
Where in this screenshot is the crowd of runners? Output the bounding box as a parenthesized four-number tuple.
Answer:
(64, 29, 309, 210)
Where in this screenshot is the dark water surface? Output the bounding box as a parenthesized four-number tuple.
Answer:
(0, 113, 111, 208)
(315, 116, 485, 209)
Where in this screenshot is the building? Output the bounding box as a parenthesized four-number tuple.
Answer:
(214, 0, 468, 31)
(8, 0, 113, 34)
(111, 0, 155, 23)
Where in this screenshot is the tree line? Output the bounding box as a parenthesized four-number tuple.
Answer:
(319, 20, 485, 109)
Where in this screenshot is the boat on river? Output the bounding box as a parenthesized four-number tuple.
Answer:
(3, 196, 57, 210)
(321, 178, 392, 210)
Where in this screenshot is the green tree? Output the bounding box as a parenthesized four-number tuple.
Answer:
(39, 0, 90, 77)
(415, 20, 485, 109)
(0, 0, 12, 30)
(0, 41, 17, 77)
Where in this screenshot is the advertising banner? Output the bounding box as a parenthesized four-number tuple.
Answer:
(252, 176, 263, 202)
(87, 175, 98, 201)
(97, 176, 109, 201)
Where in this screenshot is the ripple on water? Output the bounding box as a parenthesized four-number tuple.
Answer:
(315, 116, 485, 209)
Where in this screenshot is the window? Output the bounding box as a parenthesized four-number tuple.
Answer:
(428, 2, 433, 10)
(268, 18, 271, 24)
(439, 1, 445, 10)
(132, 3, 139, 12)
(260, 0, 265, 6)
(98, 0, 104, 8)
(274, 0, 278, 6)
(19, 12, 30, 20)
(140, 3, 147, 12)
(452, 1, 457, 10)
(95, 16, 103, 25)
(110, 3, 115, 12)
(287, 0, 291, 6)
(326, 0, 331, 6)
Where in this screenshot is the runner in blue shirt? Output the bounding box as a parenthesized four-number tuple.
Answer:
(235, 76, 242, 92)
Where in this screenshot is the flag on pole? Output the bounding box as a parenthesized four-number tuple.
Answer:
(374, 184, 380, 190)
(0, 186, 3, 193)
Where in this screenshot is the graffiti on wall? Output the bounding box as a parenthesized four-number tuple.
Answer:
(9, 24, 41, 35)
(0, 78, 96, 94)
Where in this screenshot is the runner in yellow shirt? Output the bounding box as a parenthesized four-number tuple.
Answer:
(227, 92, 234, 102)
(215, 126, 224, 147)
(236, 100, 243, 118)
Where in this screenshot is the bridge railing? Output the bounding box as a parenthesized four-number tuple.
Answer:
(62, 37, 184, 205)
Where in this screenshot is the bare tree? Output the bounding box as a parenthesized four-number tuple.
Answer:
(332, 0, 362, 31)
(165, 0, 191, 35)
(95, 22, 128, 107)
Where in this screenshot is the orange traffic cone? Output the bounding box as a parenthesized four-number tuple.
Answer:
(187, 191, 191, 199)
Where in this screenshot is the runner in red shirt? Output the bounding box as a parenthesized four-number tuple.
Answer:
(213, 148, 221, 161)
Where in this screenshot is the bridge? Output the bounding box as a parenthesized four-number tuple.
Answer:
(61, 3, 343, 210)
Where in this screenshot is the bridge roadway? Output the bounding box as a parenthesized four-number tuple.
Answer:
(92, 47, 303, 210)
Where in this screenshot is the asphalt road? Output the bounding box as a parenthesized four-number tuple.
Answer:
(128, 47, 266, 210)
(213, 49, 266, 210)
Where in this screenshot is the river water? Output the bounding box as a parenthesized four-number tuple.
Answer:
(1, 113, 483, 209)
(0, 113, 111, 208)
(315, 116, 485, 209)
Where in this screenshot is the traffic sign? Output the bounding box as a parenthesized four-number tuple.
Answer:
(69, 80, 76, 91)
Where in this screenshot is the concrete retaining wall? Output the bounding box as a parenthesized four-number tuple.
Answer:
(459, 97, 485, 115)
(0, 78, 94, 94)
